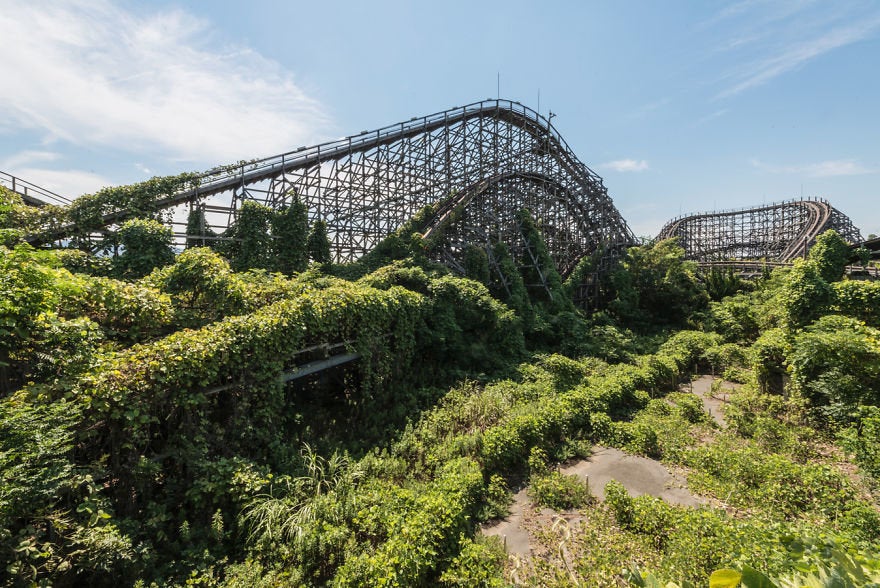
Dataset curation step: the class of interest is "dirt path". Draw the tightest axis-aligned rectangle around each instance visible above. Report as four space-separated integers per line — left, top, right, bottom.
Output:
481 446 702 555
684 374 740 428
481 375 741 556
561 446 701 505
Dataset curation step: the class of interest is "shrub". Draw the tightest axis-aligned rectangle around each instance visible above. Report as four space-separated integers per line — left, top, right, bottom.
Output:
832 280 880 327
438 535 506 587
839 406 880 480
776 259 833 328
604 480 635 528
807 229 851 283
528 470 592 510
788 315 880 417
114 218 175 279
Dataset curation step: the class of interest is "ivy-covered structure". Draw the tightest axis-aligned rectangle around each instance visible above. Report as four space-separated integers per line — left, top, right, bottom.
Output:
23 99 636 306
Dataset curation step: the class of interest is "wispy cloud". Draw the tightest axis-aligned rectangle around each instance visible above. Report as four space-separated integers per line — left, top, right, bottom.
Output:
9 168 112 199
698 0 772 30
0 0 330 166
695 109 729 125
1 150 62 169
751 158 874 177
714 9 880 99
601 159 650 173
627 98 670 120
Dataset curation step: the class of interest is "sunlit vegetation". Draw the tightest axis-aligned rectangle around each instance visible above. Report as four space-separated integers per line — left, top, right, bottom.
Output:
1 183 878 586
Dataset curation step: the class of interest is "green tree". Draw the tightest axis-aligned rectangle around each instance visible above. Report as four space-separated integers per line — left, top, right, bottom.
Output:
703 266 743 301
807 229 850 283
185 204 216 249
225 201 274 271
114 218 175 279
271 195 309 274
462 244 490 285
608 238 708 328
307 219 332 265
854 246 871 268
776 258 832 328
789 315 880 418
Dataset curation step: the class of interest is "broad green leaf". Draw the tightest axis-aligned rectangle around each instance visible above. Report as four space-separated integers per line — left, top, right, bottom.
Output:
709 569 742 588
740 565 775 588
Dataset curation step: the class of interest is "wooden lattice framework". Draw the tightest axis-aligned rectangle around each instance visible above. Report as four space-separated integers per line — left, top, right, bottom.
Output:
171 99 634 280
20 100 636 303
657 198 862 263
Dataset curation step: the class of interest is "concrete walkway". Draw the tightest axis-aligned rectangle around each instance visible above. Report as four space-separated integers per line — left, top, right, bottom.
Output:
481 446 703 555
480 488 533 555
481 375 741 556
561 446 701 506
684 374 739 428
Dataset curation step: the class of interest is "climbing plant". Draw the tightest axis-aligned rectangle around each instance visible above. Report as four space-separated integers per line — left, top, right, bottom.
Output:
271 195 309 274
223 200 274 272
113 218 176 279
185 204 216 249
308 219 332 266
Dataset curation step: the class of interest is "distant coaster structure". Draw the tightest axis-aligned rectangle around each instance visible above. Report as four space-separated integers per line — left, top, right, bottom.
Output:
657 198 863 268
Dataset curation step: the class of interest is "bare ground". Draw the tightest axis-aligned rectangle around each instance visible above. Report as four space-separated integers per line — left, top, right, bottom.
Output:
481 375 743 558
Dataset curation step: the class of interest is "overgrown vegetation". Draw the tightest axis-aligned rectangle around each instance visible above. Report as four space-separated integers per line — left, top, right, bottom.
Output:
1 184 878 587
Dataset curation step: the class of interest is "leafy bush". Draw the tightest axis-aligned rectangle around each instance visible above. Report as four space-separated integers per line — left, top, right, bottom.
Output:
604 480 635 528
335 458 483 587
271 196 309 273
528 470 592 510
832 280 880 327
706 294 760 342
807 229 851 283
775 259 833 328
839 405 880 480
438 535 506 587
146 247 247 327
114 218 176 279
222 200 275 272
750 327 790 394
307 219 332 265
608 238 708 329
788 315 880 417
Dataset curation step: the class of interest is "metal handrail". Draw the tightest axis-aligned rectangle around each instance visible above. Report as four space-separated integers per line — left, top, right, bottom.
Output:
0 170 70 206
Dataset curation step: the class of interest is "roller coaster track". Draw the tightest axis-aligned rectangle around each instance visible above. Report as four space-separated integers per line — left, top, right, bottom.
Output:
657 198 862 264
1 171 71 207
33 99 635 289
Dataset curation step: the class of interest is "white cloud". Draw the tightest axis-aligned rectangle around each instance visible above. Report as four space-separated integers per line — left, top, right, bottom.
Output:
10 168 111 199
695 109 729 125
750 158 874 177
627 98 670 120
0 0 330 165
601 159 650 173
1 150 62 169
717 14 880 99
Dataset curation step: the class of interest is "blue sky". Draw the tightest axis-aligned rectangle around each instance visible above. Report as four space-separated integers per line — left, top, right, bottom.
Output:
2 0 879 237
